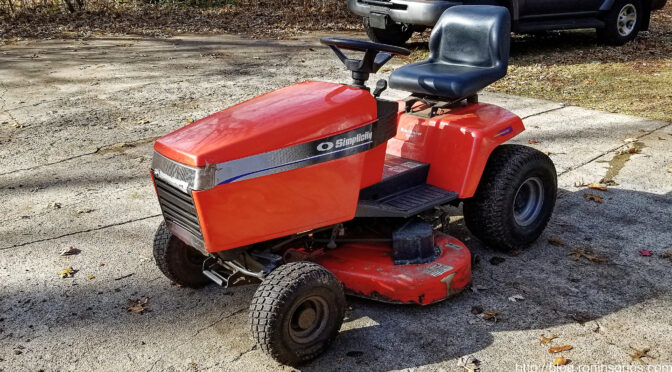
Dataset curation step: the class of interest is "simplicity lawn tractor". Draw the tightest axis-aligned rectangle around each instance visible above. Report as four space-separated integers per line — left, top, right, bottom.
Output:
150 5 557 366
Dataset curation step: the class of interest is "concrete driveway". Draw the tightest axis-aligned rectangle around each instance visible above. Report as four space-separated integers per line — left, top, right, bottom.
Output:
1 34 671 372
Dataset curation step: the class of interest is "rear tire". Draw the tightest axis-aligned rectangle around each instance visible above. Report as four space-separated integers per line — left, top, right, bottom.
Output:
597 0 642 45
463 145 557 252
153 221 210 288
363 17 413 46
249 262 345 366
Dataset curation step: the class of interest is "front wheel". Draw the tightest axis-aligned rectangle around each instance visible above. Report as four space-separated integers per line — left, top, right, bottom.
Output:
249 262 345 366
463 145 557 252
152 221 210 288
363 18 413 46
597 0 643 45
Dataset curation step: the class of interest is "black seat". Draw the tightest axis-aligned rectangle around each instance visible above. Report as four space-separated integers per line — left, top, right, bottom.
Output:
389 5 511 100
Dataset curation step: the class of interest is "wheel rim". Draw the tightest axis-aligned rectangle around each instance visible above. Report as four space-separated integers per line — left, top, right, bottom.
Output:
288 295 329 344
617 4 637 36
513 176 545 227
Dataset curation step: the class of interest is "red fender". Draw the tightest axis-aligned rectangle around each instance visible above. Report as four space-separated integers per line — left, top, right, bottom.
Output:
386 103 525 198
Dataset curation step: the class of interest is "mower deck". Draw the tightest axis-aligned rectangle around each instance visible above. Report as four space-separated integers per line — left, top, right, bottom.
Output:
314 232 471 305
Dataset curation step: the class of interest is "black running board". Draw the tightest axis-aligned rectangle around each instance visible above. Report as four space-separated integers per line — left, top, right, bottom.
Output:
517 18 605 32
356 184 458 218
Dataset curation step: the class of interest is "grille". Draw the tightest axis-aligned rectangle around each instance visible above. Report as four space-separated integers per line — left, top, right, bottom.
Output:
155 177 203 239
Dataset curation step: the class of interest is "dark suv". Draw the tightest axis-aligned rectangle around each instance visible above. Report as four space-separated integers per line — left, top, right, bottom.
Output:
348 0 668 45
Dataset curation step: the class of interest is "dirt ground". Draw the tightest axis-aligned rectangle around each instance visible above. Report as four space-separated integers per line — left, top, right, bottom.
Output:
1 32 671 372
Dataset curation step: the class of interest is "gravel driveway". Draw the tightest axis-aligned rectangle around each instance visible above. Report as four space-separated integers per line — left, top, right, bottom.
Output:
1 33 671 371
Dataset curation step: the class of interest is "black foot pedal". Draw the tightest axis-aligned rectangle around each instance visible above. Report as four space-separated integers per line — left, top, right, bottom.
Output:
356 184 458 218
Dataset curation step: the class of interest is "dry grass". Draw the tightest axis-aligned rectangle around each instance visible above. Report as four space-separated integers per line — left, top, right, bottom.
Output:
406 6 672 122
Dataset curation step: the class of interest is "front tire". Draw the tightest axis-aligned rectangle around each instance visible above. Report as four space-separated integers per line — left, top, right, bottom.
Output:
463 145 557 252
152 221 210 288
249 262 345 366
597 0 643 45
363 17 413 46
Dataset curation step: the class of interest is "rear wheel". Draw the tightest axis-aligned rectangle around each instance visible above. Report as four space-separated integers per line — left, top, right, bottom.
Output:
153 221 210 288
249 262 345 366
597 0 643 45
363 18 413 46
463 145 557 252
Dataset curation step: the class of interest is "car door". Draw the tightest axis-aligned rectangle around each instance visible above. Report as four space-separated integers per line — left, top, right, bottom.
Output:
518 0 579 19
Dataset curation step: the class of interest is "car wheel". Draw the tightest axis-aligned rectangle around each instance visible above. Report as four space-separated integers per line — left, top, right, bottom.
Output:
249 262 345 366
598 0 643 45
463 145 557 252
153 221 210 288
363 18 413 46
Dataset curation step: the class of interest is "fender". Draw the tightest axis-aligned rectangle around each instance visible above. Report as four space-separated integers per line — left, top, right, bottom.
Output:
387 102 525 198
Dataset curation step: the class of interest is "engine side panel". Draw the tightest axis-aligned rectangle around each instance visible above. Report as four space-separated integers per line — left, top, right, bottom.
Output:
192 147 385 252
386 103 524 198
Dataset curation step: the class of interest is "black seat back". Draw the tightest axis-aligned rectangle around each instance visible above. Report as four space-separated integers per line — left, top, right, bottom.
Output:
429 5 510 69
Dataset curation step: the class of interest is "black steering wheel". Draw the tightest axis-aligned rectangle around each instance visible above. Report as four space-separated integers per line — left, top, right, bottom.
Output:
320 37 410 89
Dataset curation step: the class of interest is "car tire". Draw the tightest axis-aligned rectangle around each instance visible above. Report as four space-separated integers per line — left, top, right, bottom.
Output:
153 221 210 288
463 145 557 252
363 18 413 46
249 262 345 366
597 0 643 45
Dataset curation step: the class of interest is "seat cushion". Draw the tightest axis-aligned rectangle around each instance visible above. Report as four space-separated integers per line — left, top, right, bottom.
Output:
389 61 506 99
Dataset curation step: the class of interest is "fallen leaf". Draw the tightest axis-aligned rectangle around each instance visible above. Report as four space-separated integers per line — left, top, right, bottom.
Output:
508 294 525 302
553 356 568 366
185 118 195 124
540 334 558 345
660 250 672 262
569 248 606 263
480 310 500 321
98 263 105 267
584 193 603 203
629 347 652 364
528 139 540 144
667 167 672 173
639 249 653 257
127 298 149 314
548 237 565 246
58 266 76 278
573 179 589 188
588 183 608 191
456 355 480 372
59 247 81 256
136 119 150 125
600 179 618 186
658 136 666 140
87 275 95 280
549 345 572 353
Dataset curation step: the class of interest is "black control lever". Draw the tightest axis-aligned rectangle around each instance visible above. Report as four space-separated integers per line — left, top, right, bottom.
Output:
373 79 387 97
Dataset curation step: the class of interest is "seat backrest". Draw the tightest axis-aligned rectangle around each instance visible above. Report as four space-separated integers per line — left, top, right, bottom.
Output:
429 5 511 69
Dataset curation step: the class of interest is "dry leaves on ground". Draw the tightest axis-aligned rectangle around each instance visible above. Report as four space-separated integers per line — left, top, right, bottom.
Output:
587 183 608 191
553 356 568 366
549 345 573 353
58 266 76 278
480 310 500 321
584 193 603 203
528 139 540 144
127 298 149 314
539 334 558 345
569 248 606 263
59 247 80 256
629 347 653 364
548 237 565 246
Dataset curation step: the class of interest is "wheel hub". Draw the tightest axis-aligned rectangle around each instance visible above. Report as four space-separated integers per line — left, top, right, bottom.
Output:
289 296 329 344
513 176 545 227
617 4 637 37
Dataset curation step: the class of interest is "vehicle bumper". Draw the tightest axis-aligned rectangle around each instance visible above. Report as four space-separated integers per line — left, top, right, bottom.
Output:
348 0 461 26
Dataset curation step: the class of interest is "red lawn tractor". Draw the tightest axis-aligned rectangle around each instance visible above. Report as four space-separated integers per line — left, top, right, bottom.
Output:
150 5 557 366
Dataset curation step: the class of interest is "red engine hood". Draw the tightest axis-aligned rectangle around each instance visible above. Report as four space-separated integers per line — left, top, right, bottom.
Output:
154 81 377 167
